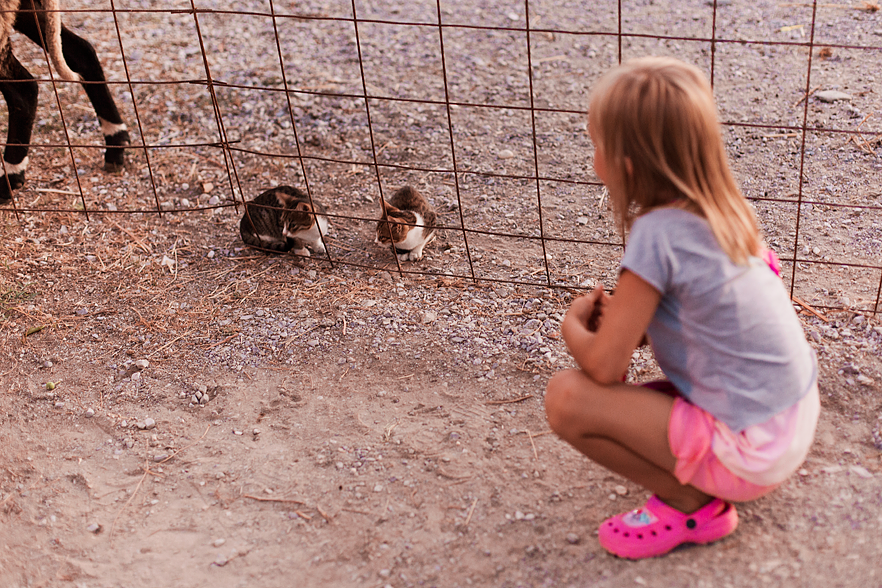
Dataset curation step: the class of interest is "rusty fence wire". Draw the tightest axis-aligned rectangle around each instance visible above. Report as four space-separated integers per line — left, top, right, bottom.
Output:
1 0 881 315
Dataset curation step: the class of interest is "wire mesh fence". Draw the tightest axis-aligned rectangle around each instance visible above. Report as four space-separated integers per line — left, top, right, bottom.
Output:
2 0 881 314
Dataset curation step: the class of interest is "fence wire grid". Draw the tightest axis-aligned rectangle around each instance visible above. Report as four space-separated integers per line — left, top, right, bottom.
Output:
2 0 881 315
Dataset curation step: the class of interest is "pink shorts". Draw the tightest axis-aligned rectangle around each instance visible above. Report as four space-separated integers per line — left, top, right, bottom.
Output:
644 381 780 503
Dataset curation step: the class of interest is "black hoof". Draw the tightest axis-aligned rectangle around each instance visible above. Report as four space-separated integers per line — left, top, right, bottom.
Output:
104 159 125 174
0 173 25 204
104 130 130 173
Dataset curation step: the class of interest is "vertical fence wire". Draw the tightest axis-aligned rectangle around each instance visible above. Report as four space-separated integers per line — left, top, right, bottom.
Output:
435 0 476 282
109 0 163 217
789 0 819 300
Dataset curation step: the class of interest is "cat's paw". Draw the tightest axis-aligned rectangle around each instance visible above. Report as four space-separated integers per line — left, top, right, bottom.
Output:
398 250 423 262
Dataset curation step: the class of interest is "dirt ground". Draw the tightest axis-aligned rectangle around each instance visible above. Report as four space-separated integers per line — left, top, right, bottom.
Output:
2 0 882 587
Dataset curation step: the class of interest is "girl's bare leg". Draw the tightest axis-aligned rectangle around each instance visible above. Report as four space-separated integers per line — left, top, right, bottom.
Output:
545 368 712 513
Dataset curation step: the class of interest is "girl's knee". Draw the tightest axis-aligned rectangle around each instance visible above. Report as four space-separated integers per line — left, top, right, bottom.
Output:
545 370 582 432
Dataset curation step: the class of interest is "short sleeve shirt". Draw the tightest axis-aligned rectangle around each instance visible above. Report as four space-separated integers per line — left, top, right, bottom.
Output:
620 208 817 432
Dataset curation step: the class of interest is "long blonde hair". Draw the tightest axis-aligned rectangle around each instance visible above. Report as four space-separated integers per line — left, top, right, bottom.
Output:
589 56 760 264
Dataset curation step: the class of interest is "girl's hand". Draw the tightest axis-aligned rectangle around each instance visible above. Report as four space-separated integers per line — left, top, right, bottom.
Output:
567 286 609 331
561 271 661 384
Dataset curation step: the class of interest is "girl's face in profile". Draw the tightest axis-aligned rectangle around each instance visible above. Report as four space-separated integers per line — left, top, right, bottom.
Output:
587 118 610 186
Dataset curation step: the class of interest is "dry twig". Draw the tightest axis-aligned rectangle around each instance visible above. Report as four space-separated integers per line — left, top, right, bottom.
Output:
485 394 533 405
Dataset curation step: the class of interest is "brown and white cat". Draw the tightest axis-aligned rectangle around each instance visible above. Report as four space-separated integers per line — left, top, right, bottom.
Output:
240 186 329 256
375 186 437 261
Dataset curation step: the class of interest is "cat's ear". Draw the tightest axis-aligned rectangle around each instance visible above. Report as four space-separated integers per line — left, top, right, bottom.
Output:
294 201 312 212
276 190 299 207
381 201 400 217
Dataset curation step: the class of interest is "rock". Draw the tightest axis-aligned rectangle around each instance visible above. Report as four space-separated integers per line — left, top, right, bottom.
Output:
137 417 156 430
213 538 226 547
85 408 95 418
815 90 851 103
566 533 581 544
42 360 53 368
207 195 221 206
134 359 149 370
856 374 875 386
86 523 102 533
614 485 628 496
497 149 515 159
849 465 873 479
421 311 437 324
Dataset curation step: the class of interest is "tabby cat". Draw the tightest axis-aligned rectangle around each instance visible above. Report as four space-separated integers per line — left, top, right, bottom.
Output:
239 186 329 256
375 186 437 261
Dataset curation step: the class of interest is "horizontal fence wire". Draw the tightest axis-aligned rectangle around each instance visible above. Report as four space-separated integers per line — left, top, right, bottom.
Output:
1 0 880 314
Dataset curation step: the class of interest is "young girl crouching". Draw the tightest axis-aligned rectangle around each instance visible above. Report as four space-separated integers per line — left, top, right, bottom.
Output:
545 56 819 560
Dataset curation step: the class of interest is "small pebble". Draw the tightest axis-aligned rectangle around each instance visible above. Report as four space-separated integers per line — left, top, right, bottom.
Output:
497 149 515 159
85 408 95 418
137 418 156 430
42 360 53 368
815 90 851 103
134 359 149 370
614 485 628 496
86 523 102 534
566 533 581 544
849 465 873 479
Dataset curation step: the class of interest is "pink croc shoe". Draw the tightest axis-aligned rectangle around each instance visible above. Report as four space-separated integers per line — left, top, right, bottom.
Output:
598 496 738 559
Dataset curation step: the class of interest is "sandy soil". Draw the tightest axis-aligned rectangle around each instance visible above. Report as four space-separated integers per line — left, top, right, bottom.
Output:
1 1 881 587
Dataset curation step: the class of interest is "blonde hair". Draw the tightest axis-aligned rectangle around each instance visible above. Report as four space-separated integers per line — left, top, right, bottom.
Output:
589 56 760 264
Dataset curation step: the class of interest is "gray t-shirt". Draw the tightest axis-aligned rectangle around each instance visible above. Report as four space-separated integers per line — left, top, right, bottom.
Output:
620 208 817 432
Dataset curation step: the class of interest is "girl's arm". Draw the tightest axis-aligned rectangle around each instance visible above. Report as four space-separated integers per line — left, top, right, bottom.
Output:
560 270 661 385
